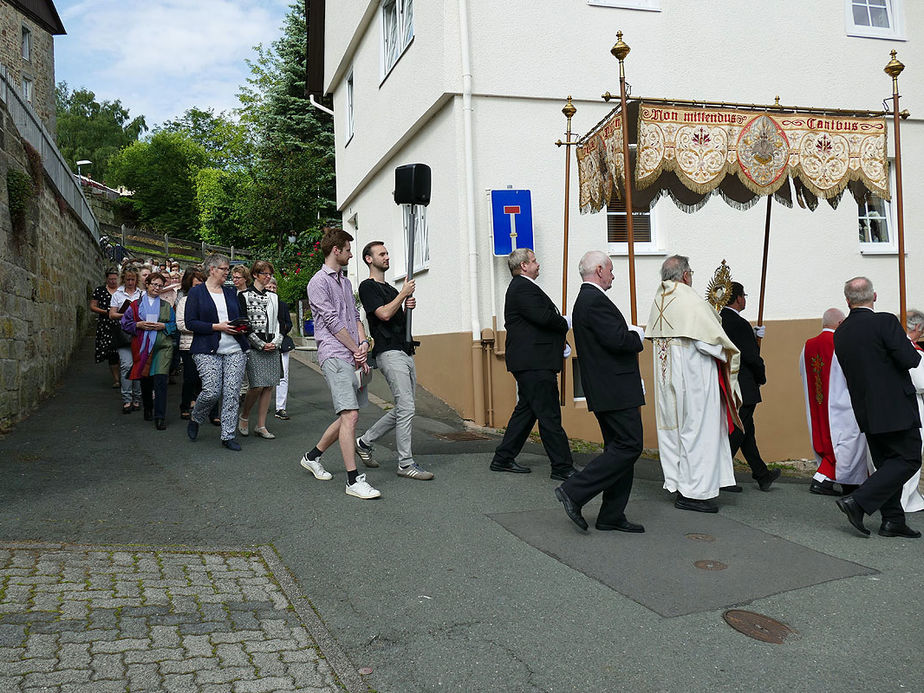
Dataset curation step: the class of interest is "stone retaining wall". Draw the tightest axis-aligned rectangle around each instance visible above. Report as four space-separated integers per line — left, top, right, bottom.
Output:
0 101 104 431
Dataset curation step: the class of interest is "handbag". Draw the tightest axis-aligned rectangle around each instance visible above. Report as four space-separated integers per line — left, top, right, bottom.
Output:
114 326 133 348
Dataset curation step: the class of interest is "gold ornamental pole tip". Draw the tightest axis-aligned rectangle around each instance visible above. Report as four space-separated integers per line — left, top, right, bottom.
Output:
611 31 630 61
562 95 576 119
884 49 905 78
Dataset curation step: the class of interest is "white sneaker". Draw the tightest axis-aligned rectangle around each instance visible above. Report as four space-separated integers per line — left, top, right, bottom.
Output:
345 473 381 499
354 437 379 467
300 454 332 480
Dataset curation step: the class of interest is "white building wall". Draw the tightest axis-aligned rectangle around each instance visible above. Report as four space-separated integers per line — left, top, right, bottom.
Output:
326 0 923 333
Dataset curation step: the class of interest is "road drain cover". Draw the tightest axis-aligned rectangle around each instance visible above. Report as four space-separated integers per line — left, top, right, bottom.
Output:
723 610 796 644
686 533 715 542
693 559 727 571
433 431 491 441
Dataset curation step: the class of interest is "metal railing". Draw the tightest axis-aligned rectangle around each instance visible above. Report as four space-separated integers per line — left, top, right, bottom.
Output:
0 67 100 240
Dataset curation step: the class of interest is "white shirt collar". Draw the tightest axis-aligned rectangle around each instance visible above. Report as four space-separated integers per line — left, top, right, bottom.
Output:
822 328 836 333
581 280 608 295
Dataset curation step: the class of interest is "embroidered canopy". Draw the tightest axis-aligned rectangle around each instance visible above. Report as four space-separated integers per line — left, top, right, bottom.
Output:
577 99 890 214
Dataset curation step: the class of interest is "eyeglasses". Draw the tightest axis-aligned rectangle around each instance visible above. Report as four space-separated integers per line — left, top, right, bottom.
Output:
215 266 230 273
149 283 164 289
257 271 272 277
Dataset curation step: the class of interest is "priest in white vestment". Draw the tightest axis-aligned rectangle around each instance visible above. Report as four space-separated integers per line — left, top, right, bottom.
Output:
646 255 741 513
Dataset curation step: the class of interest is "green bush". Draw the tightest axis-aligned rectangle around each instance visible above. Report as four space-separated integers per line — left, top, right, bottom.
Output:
7 168 35 233
255 227 327 309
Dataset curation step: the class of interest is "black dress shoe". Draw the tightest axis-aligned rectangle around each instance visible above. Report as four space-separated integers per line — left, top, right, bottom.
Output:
836 496 870 536
550 467 577 481
674 495 719 513
758 468 782 492
554 487 587 531
596 518 645 533
490 460 531 474
155 419 166 430
143 408 154 422
879 521 922 538
810 479 843 496
720 485 743 493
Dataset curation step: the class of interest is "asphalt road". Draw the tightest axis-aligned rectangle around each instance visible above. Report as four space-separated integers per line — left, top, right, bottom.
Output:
1 339 922 692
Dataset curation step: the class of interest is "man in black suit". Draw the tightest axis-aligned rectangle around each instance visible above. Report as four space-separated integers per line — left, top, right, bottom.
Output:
490 248 577 480
834 276 922 538
720 282 780 492
554 251 645 532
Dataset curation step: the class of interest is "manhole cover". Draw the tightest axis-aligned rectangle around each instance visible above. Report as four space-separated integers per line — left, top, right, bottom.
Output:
723 610 796 644
685 533 715 542
433 431 491 441
693 559 727 571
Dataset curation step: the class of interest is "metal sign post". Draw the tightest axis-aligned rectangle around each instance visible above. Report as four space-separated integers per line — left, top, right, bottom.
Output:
405 204 417 343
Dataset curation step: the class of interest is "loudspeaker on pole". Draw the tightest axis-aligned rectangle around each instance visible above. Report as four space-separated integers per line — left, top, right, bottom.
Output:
394 163 431 206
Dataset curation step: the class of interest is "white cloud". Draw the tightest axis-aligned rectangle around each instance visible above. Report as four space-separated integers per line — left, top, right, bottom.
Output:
55 0 292 125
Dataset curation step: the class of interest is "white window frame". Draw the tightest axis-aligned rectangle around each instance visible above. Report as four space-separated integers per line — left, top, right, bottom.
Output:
587 0 661 10
21 76 33 103
345 69 354 144
606 198 661 256
21 25 31 61
845 0 905 40
394 204 429 279
380 0 414 81
859 160 898 254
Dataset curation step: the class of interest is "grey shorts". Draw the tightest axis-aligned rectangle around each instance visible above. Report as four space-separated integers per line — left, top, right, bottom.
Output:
321 357 369 414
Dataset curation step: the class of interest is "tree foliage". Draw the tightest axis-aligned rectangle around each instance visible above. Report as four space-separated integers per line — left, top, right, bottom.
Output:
55 82 147 185
108 131 208 238
158 107 253 171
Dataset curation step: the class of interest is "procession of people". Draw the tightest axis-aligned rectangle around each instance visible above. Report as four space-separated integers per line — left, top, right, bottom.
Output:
90 234 923 538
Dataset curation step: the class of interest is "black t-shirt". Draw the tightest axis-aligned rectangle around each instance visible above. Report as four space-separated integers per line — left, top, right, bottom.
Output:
358 278 413 356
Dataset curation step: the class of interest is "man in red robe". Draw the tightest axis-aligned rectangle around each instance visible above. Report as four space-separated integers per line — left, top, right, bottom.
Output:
800 307 869 496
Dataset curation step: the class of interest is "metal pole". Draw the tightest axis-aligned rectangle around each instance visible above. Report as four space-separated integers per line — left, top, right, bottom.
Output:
405 204 416 343
756 195 772 346
555 97 579 405
612 31 638 323
885 50 907 325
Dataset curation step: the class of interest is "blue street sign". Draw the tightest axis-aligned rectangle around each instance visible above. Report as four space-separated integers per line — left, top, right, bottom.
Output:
491 189 533 256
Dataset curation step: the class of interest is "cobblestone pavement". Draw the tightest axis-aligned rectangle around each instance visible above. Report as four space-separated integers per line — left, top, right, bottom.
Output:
0 543 357 692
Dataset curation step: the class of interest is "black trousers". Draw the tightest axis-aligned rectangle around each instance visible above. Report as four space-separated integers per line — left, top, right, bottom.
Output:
492 369 573 473
180 351 202 412
561 407 642 525
728 403 770 480
854 428 921 523
140 374 168 420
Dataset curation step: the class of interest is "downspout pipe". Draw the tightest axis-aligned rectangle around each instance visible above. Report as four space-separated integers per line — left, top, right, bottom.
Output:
458 0 485 424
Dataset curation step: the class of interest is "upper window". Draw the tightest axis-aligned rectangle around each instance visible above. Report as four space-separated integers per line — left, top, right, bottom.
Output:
846 0 905 39
381 0 413 79
606 196 657 255
21 25 31 61
346 70 354 143
859 160 897 253
587 0 660 10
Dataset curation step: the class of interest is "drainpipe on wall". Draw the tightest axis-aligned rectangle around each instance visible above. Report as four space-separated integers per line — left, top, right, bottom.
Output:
458 0 485 425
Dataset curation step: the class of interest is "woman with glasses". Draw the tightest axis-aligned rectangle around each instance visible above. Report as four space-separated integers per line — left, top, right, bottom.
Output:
120 272 177 430
237 261 283 439
184 253 250 450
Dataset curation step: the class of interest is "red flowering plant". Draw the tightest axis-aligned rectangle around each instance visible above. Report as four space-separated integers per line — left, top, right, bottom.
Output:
259 227 327 312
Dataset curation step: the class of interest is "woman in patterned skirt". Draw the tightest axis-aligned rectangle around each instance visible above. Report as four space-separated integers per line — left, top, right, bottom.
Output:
90 267 121 388
237 260 283 440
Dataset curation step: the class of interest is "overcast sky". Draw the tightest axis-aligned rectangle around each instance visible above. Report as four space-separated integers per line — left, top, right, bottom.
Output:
54 0 293 128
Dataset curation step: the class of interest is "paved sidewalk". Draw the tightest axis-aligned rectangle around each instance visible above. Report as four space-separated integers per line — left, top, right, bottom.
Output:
0 543 354 692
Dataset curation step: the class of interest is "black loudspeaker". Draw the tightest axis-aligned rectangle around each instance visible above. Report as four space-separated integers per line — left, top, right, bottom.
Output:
394 163 431 206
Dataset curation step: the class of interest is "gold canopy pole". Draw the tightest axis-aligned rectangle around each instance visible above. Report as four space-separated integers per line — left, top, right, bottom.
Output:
555 96 579 405
612 31 638 323
885 50 907 326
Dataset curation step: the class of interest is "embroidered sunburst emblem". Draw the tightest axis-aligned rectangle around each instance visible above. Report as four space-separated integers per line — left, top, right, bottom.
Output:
652 295 676 332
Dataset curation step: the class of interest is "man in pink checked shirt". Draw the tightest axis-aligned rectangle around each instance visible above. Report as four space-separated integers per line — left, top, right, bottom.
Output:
300 227 381 500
